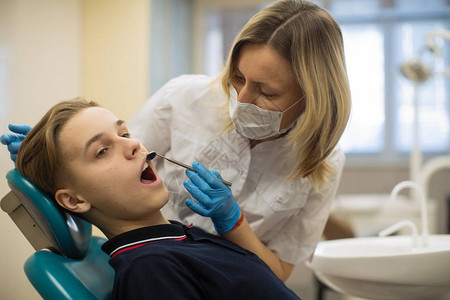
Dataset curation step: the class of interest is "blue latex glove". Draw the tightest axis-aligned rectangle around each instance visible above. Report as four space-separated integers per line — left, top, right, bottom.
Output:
183 161 241 234
0 124 32 162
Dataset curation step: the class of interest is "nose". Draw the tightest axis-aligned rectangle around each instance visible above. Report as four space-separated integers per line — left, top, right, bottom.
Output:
125 138 141 160
235 84 256 104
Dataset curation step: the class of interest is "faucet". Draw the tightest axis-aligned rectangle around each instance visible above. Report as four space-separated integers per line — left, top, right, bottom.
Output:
390 180 428 247
379 220 419 247
420 155 450 201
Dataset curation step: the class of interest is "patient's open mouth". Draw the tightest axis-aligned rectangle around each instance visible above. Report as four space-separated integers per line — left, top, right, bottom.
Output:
141 162 157 183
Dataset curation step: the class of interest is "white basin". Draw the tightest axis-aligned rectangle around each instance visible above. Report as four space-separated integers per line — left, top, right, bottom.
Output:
309 235 450 300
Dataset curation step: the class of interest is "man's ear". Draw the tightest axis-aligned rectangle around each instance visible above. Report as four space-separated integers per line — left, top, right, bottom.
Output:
55 189 91 213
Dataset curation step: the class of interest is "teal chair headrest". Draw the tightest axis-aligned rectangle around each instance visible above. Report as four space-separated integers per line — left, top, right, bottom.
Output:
6 169 92 258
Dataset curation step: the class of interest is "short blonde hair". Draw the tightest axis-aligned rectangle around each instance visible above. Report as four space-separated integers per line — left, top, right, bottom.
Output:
16 98 99 198
220 0 351 189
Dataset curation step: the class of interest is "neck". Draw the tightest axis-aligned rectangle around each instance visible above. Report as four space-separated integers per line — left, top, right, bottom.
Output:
96 211 170 239
250 139 263 148
249 134 281 148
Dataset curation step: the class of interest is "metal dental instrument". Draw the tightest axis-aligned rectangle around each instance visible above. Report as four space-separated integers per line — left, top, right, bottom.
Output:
146 151 232 187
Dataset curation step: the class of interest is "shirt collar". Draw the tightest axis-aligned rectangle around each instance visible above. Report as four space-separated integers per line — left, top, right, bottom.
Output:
101 221 188 257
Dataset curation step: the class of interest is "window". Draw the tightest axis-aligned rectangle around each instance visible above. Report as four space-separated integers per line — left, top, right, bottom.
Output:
150 0 193 93
328 0 450 164
340 23 385 154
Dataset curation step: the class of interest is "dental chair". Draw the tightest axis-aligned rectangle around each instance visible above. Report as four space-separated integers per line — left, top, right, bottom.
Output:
1 169 115 300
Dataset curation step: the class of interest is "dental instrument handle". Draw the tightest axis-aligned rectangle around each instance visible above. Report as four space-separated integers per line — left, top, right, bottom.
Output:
147 152 232 186
156 153 195 171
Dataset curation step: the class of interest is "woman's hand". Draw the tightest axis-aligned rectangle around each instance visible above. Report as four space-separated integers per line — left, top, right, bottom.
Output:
184 161 294 280
183 161 241 234
1 124 32 162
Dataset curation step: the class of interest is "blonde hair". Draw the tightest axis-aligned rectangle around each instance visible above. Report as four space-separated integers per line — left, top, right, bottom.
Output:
16 98 99 198
220 0 351 189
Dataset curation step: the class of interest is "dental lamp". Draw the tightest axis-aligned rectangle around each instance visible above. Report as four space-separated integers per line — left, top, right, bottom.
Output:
401 29 450 83
400 29 450 194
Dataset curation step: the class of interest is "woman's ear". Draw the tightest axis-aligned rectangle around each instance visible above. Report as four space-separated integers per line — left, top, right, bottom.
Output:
55 189 91 213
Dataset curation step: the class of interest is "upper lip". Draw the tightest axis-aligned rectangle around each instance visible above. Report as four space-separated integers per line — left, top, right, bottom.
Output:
140 153 159 182
140 155 148 176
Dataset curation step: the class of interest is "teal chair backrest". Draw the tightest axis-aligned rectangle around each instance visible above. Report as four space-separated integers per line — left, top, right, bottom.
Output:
5 169 91 257
1 169 114 300
24 236 114 300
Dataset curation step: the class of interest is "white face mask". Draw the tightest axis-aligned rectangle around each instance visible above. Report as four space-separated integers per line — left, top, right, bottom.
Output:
228 87 304 140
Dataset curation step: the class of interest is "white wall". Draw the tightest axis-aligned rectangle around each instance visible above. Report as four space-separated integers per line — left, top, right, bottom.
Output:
0 0 82 299
0 0 150 298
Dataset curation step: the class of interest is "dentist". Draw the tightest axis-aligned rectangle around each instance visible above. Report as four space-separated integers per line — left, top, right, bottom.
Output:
1 0 351 281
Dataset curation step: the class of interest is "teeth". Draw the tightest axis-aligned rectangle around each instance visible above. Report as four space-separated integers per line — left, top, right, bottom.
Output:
142 162 148 172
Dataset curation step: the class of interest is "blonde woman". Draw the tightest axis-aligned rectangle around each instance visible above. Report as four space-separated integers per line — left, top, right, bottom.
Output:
2 0 351 281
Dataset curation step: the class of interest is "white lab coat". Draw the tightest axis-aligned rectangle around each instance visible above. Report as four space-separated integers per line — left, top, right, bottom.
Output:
128 74 345 264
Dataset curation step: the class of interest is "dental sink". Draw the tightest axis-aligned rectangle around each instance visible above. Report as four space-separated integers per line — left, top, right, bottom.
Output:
309 180 450 299
310 234 450 300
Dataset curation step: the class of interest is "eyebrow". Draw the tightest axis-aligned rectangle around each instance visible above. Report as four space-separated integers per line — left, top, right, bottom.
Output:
84 119 125 152
234 67 280 94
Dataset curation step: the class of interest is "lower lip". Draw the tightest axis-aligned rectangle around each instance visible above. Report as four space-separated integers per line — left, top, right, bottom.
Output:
140 175 163 187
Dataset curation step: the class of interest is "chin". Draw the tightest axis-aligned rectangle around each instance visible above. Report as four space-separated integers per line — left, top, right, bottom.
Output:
152 187 170 209
161 190 170 206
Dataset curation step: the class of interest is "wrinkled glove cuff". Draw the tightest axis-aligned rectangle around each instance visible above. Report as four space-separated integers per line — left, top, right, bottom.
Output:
212 202 241 235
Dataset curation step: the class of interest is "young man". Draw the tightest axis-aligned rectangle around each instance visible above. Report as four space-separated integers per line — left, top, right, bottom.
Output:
9 98 300 300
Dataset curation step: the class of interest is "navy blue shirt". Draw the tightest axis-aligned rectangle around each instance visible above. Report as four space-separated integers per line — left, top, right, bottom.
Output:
102 221 301 300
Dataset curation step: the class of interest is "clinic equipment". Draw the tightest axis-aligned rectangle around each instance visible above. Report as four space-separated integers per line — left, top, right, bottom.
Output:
309 180 450 299
401 29 450 83
400 29 450 187
146 151 232 186
1 169 114 300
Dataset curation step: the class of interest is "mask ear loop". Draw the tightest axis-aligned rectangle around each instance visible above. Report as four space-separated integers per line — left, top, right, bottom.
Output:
277 96 306 134
281 95 305 113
